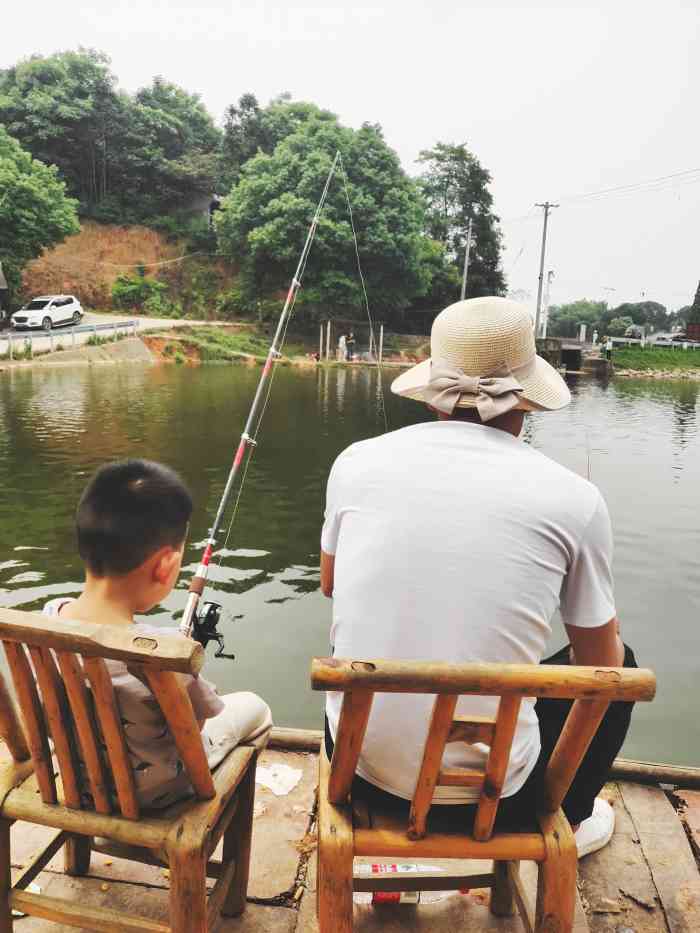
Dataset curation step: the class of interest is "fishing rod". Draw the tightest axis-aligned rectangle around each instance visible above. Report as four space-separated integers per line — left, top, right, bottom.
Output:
181 151 341 655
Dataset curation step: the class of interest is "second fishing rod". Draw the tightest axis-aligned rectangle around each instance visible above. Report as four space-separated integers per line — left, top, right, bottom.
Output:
180 151 341 653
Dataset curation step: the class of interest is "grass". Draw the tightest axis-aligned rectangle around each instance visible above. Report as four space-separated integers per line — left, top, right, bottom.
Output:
162 326 307 363
613 347 700 371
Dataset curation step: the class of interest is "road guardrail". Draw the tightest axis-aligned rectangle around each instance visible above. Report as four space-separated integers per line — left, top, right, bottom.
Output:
0 319 139 360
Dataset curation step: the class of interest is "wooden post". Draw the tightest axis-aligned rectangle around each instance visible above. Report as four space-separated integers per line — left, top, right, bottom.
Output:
221 758 256 916
327 689 374 804
49 331 54 353
319 323 324 360
71 327 76 348
325 321 331 360
318 745 354 933
8 335 12 362
379 324 384 363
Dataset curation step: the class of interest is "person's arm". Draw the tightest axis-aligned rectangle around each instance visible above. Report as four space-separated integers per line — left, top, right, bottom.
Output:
320 550 335 598
565 617 625 667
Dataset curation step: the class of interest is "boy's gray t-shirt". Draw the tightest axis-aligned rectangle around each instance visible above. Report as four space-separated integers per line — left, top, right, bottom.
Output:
43 599 224 809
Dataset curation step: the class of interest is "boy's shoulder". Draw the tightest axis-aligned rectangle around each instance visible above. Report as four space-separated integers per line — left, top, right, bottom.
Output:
42 597 75 618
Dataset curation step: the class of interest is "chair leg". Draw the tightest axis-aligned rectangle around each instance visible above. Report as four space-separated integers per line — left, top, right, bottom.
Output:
490 859 515 916
0 819 11 933
169 848 208 933
536 809 577 933
64 834 91 876
317 748 354 933
221 759 256 917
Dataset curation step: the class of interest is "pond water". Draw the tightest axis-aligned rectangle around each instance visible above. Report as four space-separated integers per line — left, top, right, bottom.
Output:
0 363 698 767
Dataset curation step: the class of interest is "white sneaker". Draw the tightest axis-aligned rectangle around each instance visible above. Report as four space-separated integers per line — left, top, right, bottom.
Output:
575 797 615 858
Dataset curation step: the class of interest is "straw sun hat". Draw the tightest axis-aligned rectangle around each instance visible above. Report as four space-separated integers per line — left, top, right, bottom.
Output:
391 296 570 420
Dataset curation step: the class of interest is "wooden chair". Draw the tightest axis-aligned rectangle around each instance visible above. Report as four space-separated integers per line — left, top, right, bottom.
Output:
0 607 260 933
311 656 656 933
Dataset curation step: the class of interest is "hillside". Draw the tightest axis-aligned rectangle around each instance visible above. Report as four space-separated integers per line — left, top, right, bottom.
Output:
22 221 237 315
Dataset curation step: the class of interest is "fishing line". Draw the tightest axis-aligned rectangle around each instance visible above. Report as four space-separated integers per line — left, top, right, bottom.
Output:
185 149 393 644
337 152 390 433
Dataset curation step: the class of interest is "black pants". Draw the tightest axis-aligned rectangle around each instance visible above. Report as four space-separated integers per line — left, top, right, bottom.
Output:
325 643 637 830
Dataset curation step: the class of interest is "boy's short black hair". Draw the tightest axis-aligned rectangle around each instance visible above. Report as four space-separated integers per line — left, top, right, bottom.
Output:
76 460 193 577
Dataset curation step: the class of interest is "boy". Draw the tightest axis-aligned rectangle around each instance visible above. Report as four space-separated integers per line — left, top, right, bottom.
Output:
44 459 272 809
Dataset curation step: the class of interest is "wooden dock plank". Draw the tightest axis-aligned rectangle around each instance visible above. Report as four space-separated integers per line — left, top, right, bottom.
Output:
620 781 700 933
578 783 667 932
676 790 700 861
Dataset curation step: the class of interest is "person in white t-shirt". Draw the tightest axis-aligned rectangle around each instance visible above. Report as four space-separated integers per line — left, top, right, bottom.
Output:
320 296 637 858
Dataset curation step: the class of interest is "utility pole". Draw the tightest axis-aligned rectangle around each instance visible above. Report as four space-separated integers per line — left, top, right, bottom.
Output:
542 269 554 338
534 202 558 338
460 216 474 301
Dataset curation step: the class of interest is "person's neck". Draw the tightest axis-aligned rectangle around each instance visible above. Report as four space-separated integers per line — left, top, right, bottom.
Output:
65 575 137 626
436 409 525 437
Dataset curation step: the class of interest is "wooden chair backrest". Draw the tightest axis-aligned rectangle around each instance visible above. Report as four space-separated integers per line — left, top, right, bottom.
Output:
311 657 656 842
0 608 216 819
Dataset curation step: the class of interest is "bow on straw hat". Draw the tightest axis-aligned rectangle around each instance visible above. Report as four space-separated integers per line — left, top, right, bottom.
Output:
425 362 525 419
391 296 571 421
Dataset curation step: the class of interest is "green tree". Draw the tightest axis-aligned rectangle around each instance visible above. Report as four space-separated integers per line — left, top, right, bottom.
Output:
0 52 221 221
547 299 608 338
417 142 505 298
687 281 700 326
607 315 634 336
0 127 79 300
216 117 429 324
611 301 668 332
218 94 336 191
0 49 120 208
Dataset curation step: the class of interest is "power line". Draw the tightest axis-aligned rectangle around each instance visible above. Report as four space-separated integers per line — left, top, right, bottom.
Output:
559 167 700 203
501 166 700 224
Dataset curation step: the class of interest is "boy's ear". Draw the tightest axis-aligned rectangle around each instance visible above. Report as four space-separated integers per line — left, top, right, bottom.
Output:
151 546 181 584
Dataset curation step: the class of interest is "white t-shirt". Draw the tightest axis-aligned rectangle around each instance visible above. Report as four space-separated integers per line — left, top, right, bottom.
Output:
321 420 616 803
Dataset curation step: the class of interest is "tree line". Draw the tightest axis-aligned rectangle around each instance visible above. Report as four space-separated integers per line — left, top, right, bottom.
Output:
546 297 696 339
0 49 504 322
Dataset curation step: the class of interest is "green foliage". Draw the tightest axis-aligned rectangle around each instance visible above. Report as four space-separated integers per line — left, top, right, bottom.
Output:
613 347 700 371
610 301 668 332
216 117 429 325
548 299 671 338
687 281 700 326
111 273 166 310
417 142 505 298
607 315 634 336
0 52 221 221
218 93 335 190
547 300 607 337
0 126 79 299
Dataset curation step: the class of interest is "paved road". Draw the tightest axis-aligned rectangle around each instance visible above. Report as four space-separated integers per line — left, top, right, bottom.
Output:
0 312 218 357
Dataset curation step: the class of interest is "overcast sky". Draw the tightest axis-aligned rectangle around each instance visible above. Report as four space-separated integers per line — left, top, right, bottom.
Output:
5 0 699 313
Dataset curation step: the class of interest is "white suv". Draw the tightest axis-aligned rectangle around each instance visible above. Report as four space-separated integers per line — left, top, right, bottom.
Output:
11 295 84 330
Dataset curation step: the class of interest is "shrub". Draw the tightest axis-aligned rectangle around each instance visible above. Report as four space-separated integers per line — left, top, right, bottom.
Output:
143 293 184 318
111 273 167 310
174 351 186 365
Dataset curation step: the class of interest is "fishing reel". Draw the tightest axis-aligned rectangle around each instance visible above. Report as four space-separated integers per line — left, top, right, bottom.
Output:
191 601 237 660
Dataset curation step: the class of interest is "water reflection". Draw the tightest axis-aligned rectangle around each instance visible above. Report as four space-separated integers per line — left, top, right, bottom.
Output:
1 364 699 763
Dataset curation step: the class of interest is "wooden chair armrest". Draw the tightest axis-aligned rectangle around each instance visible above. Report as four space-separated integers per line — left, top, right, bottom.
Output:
0 759 34 810
311 657 656 701
0 608 204 674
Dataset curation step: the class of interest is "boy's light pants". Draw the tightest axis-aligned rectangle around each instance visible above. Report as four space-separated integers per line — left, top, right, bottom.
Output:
205 692 273 770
